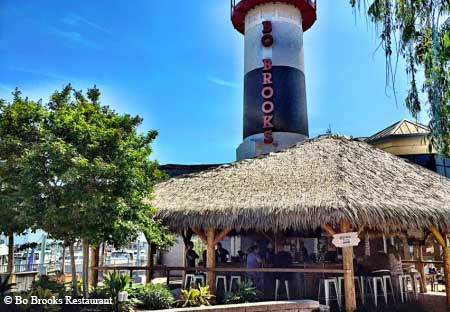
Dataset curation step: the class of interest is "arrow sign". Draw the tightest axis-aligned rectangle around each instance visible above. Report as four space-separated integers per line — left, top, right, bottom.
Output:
332 232 360 248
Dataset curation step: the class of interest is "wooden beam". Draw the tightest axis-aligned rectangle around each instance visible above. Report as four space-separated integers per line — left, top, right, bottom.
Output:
214 228 231 245
260 232 275 244
340 220 357 312
430 226 446 248
417 245 427 293
322 224 336 236
191 227 207 244
206 227 216 293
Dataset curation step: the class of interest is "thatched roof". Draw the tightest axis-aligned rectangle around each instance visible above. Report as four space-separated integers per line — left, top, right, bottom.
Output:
153 135 450 232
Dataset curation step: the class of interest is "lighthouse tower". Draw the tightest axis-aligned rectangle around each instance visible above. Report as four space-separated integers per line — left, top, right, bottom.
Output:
232 0 317 160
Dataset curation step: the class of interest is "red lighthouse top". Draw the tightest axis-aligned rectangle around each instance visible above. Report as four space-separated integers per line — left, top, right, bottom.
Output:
231 0 317 34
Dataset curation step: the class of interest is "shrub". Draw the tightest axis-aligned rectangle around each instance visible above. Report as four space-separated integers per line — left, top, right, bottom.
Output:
20 287 61 312
224 280 262 304
176 285 214 308
103 272 130 311
32 275 68 298
130 283 174 310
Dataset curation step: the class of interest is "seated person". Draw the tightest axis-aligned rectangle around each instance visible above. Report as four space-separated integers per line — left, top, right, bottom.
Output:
264 243 276 267
216 242 230 264
185 241 199 273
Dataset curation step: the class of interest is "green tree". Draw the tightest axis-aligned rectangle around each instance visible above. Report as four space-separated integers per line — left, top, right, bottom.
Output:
0 89 46 273
21 85 168 296
351 0 450 155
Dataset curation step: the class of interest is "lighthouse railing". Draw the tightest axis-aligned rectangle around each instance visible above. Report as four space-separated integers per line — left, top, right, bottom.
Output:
231 0 317 18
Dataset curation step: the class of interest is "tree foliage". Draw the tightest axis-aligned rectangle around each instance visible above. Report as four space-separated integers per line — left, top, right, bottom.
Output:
21 84 168 247
351 0 450 155
0 89 46 238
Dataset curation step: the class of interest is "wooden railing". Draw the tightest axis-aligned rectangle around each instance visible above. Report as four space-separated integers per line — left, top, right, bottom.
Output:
94 265 349 286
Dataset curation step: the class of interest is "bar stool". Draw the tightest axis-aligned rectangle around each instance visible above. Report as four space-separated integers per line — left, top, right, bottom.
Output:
184 274 196 289
229 275 241 292
275 279 290 300
382 275 396 303
367 276 387 306
216 275 227 293
399 274 414 303
412 272 422 299
318 278 341 308
194 275 205 287
337 276 364 304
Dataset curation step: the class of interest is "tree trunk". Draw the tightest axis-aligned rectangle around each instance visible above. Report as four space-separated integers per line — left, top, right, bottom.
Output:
61 241 66 275
206 228 216 293
69 242 79 297
82 239 90 298
101 242 106 266
341 220 357 312
7 233 14 273
90 245 99 288
418 245 427 293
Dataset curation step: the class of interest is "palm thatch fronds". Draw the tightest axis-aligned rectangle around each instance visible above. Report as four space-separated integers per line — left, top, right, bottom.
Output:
153 135 450 232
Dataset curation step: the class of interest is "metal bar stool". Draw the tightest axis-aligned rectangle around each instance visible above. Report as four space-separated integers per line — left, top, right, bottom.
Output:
338 276 365 304
216 275 227 293
367 276 387 307
275 279 290 300
399 274 414 303
411 272 422 299
382 275 396 303
318 278 341 308
229 275 241 292
194 275 205 287
184 273 196 289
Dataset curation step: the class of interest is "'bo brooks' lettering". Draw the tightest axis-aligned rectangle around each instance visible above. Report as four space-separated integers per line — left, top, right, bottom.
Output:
261 21 274 144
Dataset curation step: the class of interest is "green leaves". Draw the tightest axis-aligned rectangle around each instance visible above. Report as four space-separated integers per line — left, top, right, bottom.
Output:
352 0 450 156
176 286 215 307
1 84 170 249
0 88 46 235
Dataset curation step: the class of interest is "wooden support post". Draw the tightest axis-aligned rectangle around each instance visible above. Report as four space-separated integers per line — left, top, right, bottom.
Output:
214 228 231 245
340 220 357 312
443 247 450 311
181 229 193 284
322 224 336 236
146 243 155 283
206 227 216 293
430 226 450 311
418 245 427 293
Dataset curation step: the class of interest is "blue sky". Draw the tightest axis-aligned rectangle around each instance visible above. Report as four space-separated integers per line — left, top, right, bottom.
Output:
0 1 428 165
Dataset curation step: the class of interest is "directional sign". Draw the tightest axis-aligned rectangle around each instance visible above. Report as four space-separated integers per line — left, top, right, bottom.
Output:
332 232 360 248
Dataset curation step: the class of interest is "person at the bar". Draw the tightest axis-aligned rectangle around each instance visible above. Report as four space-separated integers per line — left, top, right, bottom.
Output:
215 242 230 264
185 241 199 273
247 245 263 288
274 245 293 282
296 239 309 262
263 243 275 268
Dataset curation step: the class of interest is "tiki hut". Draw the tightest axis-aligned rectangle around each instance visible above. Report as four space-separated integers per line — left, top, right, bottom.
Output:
153 135 450 311
154 135 450 232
